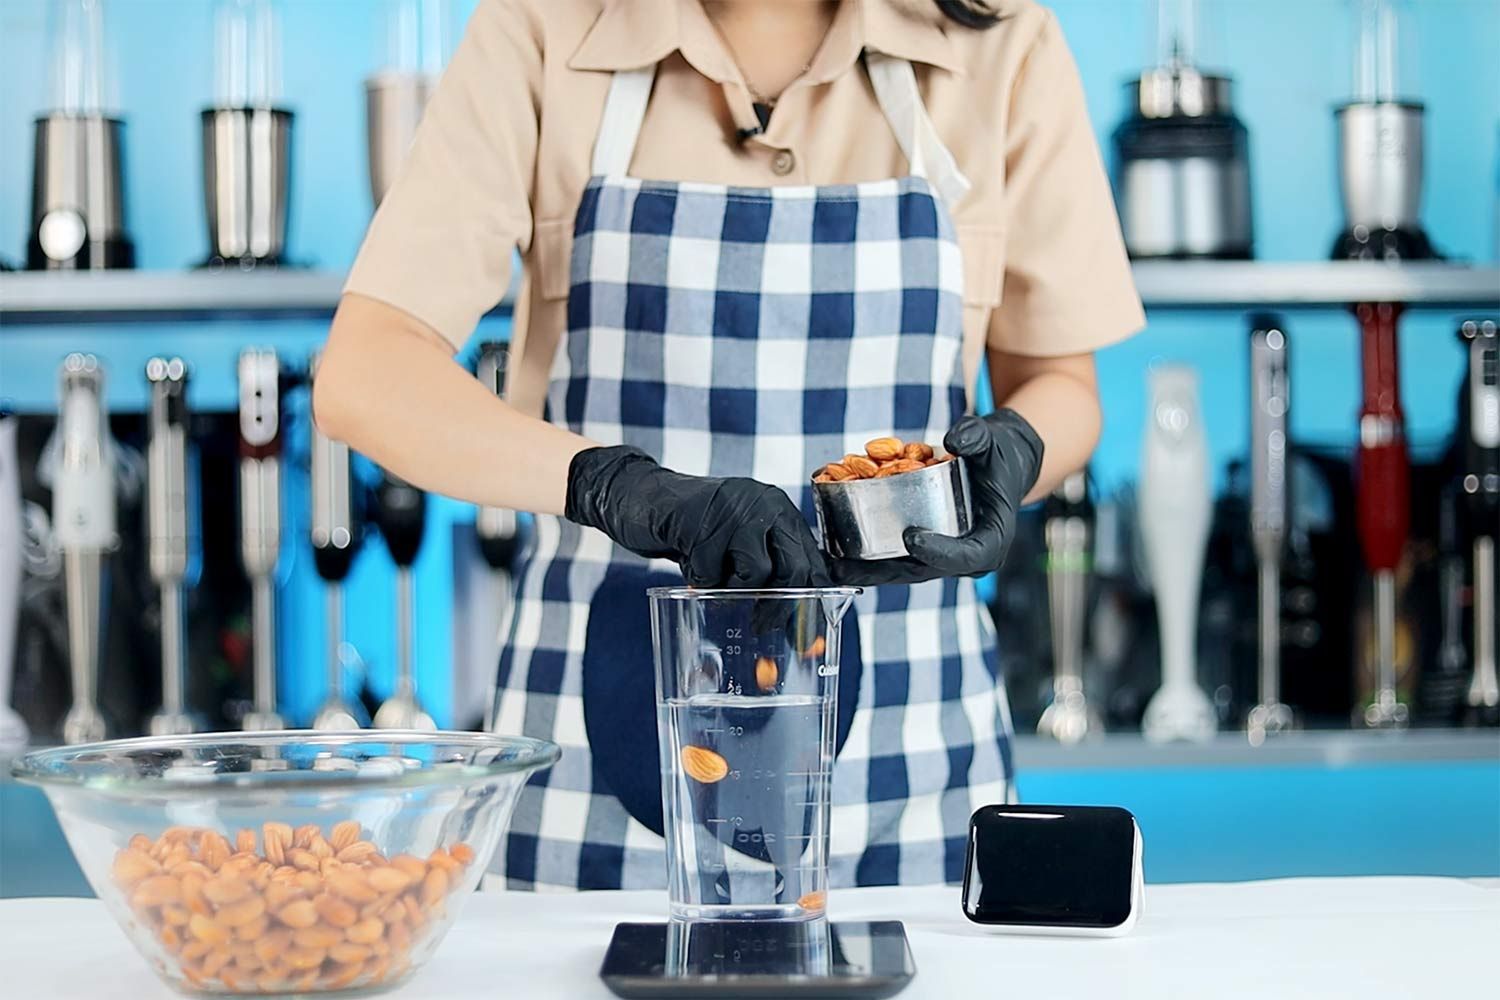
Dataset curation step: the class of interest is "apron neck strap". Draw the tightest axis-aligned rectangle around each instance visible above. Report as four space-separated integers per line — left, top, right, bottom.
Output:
865 52 971 207
591 66 656 178
590 55 972 207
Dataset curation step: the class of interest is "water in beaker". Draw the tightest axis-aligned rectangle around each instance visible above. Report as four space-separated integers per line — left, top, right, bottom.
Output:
650 587 858 921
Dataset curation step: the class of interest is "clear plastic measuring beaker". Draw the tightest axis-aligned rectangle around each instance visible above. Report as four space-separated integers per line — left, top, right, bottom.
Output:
650 587 859 921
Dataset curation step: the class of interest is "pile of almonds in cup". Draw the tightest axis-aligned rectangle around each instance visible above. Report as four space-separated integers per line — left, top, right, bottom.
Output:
110 821 476 994
813 437 951 483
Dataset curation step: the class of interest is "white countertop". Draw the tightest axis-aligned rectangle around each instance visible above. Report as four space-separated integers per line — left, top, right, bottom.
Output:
2 878 1495 999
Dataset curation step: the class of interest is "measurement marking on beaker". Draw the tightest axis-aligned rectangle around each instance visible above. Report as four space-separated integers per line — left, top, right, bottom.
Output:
783 770 823 777
705 818 731 825
704 728 724 735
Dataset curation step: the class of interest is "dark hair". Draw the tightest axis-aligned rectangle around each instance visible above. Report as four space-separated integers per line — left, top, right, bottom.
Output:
935 0 1002 29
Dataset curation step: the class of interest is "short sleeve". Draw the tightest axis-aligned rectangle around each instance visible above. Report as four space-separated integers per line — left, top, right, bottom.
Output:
989 12 1144 357
343 0 542 351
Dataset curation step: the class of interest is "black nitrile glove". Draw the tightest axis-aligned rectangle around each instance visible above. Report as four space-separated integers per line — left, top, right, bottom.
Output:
831 409 1044 586
566 446 830 589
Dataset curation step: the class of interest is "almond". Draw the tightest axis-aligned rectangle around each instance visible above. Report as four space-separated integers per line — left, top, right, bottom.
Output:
327 866 379 903
275 898 319 930
308 836 334 860
234 828 257 855
128 833 153 853
216 895 266 928
324 961 366 989
427 848 461 873
449 843 475 866
188 913 231 947
197 832 231 871
314 892 358 928
680 745 730 784
131 874 182 908
337 840 378 864
797 890 827 911
366 867 413 894
180 872 210 915
865 437 903 462
203 874 251 906
262 822 290 867
292 824 320 849
330 820 361 852
329 942 371 964
293 923 343 949
755 657 778 692
843 454 879 478
903 441 935 462
389 855 427 882
288 848 319 871
201 948 231 978
253 929 291 966
420 867 450 908
180 939 212 962
234 914 270 941
160 904 190 926
284 946 326 971
803 635 827 659
111 848 160 887
819 462 856 482
346 917 384 945
264 881 305 910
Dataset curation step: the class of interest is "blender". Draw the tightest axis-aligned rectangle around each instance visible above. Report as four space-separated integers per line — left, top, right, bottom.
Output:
1247 317 1296 742
54 354 114 744
1459 320 1498 716
28 0 134 270
372 471 435 730
1140 365 1216 743
649 587 858 921
366 0 453 208
201 0 293 269
0 408 28 752
309 352 367 730
1037 471 1100 743
238 348 285 731
145 358 199 736
474 342 524 570
1113 0 1253 259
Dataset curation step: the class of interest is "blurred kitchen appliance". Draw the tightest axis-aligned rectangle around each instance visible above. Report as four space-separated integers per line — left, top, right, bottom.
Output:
237 348 285 730
1460 320 1499 715
372 471 434 729
54 354 114 744
0 408 28 752
1334 0 1430 728
308 352 366 730
201 0 293 269
474 342 523 570
1247 316 1295 742
1113 0 1252 259
27 0 133 270
1037 472 1099 743
145 359 198 735
1332 0 1432 261
365 0 452 207
1140 365 1216 742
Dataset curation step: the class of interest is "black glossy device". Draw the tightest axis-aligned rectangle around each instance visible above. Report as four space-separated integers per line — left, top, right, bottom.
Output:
961 804 1143 935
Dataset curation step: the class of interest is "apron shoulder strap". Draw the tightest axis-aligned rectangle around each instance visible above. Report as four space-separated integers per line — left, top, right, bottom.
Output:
592 66 657 178
865 52 972 208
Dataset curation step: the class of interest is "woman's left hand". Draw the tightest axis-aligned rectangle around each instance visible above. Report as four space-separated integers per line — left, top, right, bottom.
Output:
830 409 1044 586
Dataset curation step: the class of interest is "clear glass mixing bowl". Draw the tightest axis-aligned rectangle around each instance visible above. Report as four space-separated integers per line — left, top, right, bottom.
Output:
13 730 559 996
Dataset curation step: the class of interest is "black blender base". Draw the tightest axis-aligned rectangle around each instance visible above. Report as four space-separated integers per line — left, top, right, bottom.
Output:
600 920 915 999
27 235 134 270
198 254 303 272
1331 226 1438 262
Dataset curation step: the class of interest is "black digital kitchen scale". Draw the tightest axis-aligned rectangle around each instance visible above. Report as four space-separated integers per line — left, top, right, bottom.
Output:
599 920 915 998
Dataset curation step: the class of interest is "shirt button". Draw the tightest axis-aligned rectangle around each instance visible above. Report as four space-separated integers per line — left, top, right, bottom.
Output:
771 149 796 176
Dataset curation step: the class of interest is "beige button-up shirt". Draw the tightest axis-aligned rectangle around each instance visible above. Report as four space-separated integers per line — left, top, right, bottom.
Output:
345 0 1145 418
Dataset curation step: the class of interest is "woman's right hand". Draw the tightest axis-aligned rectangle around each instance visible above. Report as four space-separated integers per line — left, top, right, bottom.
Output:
566 446 829 589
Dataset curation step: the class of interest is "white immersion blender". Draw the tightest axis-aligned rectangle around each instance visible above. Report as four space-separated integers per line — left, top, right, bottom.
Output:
55 354 114 744
372 471 434 729
1140 365 1217 743
28 0 134 270
145 359 199 735
238 348 285 730
1460 320 1499 716
0 407 29 752
1247 317 1296 743
309 352 366 730
365 0 452 208
1038 471 1100 742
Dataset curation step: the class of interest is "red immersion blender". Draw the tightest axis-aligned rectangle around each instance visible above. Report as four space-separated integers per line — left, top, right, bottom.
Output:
1333 0 1431 728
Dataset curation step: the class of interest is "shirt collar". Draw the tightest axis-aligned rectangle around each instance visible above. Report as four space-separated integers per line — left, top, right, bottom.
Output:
569 0 966 79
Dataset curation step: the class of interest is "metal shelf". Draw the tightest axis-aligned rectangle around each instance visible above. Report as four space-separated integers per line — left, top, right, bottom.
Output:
1012 729 1500 771
0 268 516 324
1131 260 1500 309
1 262 1495 324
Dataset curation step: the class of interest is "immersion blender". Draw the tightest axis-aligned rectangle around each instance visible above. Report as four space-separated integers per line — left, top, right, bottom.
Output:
1037 471 1099 742
145 358 198 735
55 354 114 744
1460 320 1499 715
1247 316 1296 741
0 408 29 751
1140 365 1217 743
309 352 366 730
372 471 435 730
238 348 285 730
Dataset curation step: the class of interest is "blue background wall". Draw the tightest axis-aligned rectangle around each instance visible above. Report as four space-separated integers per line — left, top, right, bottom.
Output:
1 0 1498 725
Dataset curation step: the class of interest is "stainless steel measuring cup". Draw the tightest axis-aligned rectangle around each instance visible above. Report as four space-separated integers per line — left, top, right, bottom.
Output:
649 587 860 921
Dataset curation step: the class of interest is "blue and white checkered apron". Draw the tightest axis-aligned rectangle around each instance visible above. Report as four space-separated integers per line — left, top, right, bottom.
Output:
489 55 1014 892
